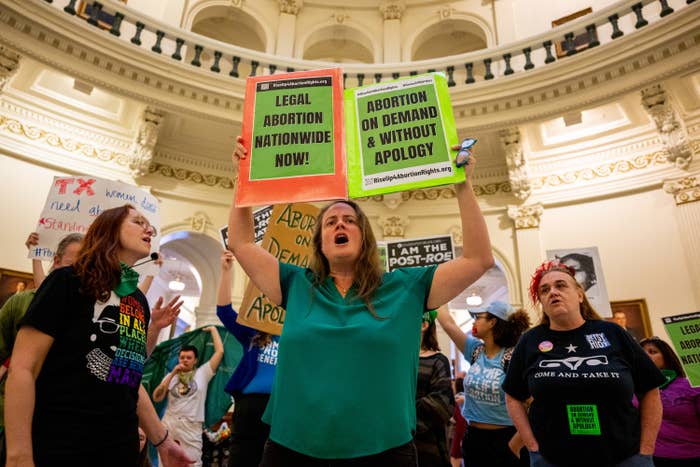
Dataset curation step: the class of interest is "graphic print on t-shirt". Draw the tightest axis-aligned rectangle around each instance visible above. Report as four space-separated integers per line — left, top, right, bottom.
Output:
170 377 199 398
465 360 502 405
258 340 279 365
86 292 147 388
531 331 624 436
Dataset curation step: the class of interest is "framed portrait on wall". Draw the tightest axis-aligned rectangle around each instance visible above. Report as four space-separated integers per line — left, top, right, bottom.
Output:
0 269 35 309
608 299 652 342
546 246 612 317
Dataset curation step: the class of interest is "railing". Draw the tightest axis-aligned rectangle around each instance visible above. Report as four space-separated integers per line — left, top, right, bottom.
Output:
42 0 696 88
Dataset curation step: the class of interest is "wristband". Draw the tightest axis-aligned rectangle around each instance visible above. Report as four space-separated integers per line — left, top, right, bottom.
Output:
153 429 169 447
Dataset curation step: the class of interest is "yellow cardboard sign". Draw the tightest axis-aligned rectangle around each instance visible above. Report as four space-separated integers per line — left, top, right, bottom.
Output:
237 202 320 334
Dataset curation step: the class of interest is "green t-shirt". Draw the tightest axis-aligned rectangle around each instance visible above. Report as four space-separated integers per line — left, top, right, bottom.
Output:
263 262 437 458
0 289 36 428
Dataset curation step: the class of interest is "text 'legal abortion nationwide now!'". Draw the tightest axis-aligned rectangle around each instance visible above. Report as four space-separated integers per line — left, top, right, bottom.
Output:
236 68 347 207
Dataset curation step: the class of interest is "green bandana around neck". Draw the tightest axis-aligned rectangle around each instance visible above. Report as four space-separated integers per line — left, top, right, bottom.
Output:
659 369 677 389
422 309 437 324
114 262 139 297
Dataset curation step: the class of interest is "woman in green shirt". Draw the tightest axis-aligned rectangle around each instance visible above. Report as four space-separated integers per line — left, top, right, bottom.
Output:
228 135 493 466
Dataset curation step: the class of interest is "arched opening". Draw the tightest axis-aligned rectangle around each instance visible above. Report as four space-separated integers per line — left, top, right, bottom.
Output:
446 256 510 374
184 4 268 74
411 19 487 61
301 25 375 63
189 5 266 51
147 230 223 344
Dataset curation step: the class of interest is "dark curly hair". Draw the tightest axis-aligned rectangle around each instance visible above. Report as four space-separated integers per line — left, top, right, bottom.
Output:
491 308 531 348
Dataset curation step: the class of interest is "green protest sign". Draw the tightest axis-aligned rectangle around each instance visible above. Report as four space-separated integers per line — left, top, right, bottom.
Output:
250 80 335 180
661 311 700 387
345 73 462 198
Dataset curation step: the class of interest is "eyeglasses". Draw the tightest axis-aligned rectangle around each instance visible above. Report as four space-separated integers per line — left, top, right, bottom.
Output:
131 217 158 236
473 314 490 321
93 317 119 334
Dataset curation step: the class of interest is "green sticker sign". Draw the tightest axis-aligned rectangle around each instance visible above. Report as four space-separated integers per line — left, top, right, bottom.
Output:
566 404 601 435
662 311 700 387
345 73 462 198
250 77 336 180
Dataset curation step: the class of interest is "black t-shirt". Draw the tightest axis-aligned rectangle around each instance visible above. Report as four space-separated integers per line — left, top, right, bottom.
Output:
502 320 664 466
20 266 150 463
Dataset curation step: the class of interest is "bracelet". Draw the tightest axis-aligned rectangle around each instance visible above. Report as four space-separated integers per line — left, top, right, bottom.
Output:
153 429 169 447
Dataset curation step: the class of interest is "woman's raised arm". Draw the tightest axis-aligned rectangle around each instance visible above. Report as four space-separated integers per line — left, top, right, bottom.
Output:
427 144 494 309
228 136 282 304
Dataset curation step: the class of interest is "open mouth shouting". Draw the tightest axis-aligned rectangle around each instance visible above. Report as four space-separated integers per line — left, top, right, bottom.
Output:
334 233 349 245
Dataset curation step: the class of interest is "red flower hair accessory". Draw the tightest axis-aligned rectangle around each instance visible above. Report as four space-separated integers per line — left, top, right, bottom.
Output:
529 260 576 305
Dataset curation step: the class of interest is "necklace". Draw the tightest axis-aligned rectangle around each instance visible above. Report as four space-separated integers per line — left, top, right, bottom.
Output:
331 275 351 295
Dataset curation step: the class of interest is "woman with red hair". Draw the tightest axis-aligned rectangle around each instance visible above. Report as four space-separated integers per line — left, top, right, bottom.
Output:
503 261 664 467
5 204 193 466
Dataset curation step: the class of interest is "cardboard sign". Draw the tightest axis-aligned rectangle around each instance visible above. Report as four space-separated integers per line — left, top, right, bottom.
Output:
345 73 462 198
662 311 700 387
546 246 612 317
385 234 455 272
236 68 347 206
219 205 273 249
30 176 159 261
237 203 320 335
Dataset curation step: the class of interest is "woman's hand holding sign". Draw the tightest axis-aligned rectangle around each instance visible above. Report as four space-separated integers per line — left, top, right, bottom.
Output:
452 138 477 181
232 135 247 174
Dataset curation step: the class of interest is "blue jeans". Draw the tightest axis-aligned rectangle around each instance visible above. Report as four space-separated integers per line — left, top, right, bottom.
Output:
529 451 654 467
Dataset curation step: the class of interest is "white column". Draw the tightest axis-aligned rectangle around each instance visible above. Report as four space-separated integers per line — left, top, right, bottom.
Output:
380 2 404 63
275 0 303 57
507 203 544 320
663 173 700 306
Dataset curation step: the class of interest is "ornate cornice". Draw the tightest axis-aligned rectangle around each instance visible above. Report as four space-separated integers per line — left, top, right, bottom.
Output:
377 215 409 237
531 151 671 189
0 100 131 149
640 84 692 169
278 0 303 15
0 0 695 132
499 126 531 201
507 203 544 230
663 174 700 206
149 163 234 189
186 211 213 233
380 2 404 21
0 114 235 189
0 114 129 165
0 45 21 92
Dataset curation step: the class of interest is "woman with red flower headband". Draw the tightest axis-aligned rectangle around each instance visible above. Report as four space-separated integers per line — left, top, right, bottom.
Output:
502 260 665 467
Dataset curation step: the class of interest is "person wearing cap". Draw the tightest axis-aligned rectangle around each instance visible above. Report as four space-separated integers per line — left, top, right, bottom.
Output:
436 301 530 467
502 260 664 467
415 309 455 467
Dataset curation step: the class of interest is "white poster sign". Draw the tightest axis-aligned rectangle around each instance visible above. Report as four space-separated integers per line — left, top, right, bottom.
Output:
546 246 612 317
29 176 160 261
